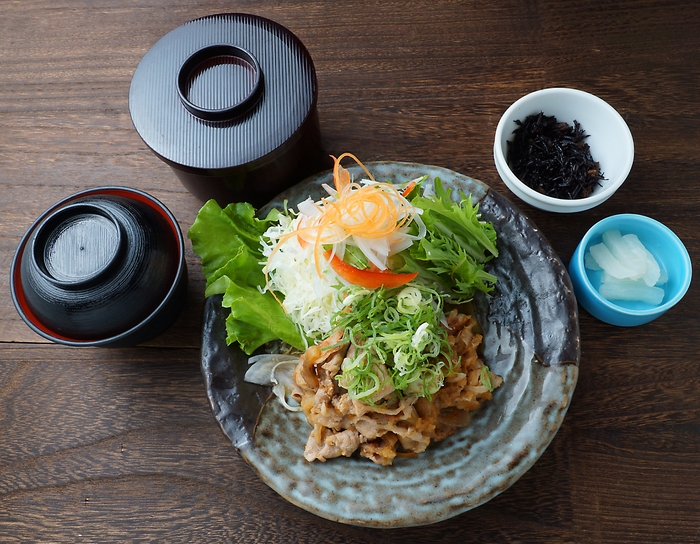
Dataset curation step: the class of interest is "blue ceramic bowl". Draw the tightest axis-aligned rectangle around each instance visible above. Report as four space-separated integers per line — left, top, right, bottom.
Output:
568 214 691 326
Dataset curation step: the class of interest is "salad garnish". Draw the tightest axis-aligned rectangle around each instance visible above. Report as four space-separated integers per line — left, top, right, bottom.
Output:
265 152 425 285
189 154 499 388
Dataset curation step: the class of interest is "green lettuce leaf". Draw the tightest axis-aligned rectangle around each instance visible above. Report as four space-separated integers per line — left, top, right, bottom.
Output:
188 199 305 354
188 200 273 285
222 281 304 355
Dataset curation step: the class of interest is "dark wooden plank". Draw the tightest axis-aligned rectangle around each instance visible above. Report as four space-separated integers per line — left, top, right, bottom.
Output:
1 0 699 542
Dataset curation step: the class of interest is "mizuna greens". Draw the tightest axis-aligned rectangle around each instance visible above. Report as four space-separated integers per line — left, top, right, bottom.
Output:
396 177 498 304
188 155 499 402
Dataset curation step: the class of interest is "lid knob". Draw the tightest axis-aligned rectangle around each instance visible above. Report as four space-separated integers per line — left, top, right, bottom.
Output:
177 44 263 122
33 204 124 289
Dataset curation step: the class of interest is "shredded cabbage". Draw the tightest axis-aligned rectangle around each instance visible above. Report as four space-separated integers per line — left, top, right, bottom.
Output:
262 213 346 342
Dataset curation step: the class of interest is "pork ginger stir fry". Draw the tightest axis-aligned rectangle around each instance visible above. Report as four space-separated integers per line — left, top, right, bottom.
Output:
292 309 502 466
189 153 502 465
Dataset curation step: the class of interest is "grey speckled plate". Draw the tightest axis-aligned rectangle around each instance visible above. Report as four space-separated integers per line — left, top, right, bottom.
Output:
200 162 580 528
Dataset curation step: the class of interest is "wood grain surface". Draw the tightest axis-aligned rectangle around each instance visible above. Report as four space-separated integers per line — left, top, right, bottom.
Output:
1 1 699 542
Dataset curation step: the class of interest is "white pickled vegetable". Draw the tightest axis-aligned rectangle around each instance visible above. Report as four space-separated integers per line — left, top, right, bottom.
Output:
588 242 638 279
599 278 665 305
621 233 661 286
584 229 666 306
584 250 602 271
602 230 646 278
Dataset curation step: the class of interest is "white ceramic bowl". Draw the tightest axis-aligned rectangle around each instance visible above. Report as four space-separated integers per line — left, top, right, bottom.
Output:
493 88 634 213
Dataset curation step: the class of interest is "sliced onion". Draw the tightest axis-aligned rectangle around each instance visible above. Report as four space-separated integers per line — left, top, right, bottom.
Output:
245 353 298 384
353 235 390 270
389 236 414 254
245 354 302 412
297 197 321 217
321 182 337 198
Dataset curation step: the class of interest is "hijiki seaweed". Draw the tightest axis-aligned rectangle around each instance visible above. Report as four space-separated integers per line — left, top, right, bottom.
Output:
506 112 605 199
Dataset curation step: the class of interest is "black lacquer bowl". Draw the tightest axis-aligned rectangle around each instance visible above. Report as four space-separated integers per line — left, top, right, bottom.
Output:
200 162 580 527
11 187 187 347
129 13 330 208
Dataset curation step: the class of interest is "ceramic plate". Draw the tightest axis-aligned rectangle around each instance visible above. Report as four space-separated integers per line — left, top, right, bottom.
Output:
200 162 580 527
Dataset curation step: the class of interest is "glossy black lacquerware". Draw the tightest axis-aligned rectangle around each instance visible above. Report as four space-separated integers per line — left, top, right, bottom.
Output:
200 162 580 527
129 13 330 208
11 187 187 347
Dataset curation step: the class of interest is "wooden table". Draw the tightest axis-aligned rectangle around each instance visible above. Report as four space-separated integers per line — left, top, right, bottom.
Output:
1 1 698 542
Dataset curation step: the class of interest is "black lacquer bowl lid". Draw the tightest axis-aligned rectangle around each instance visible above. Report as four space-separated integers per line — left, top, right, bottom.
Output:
10 187 188 347
129 13 329 207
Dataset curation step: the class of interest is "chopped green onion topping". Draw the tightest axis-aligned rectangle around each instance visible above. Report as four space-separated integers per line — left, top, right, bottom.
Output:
480 365 494 392
332 284 454 404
